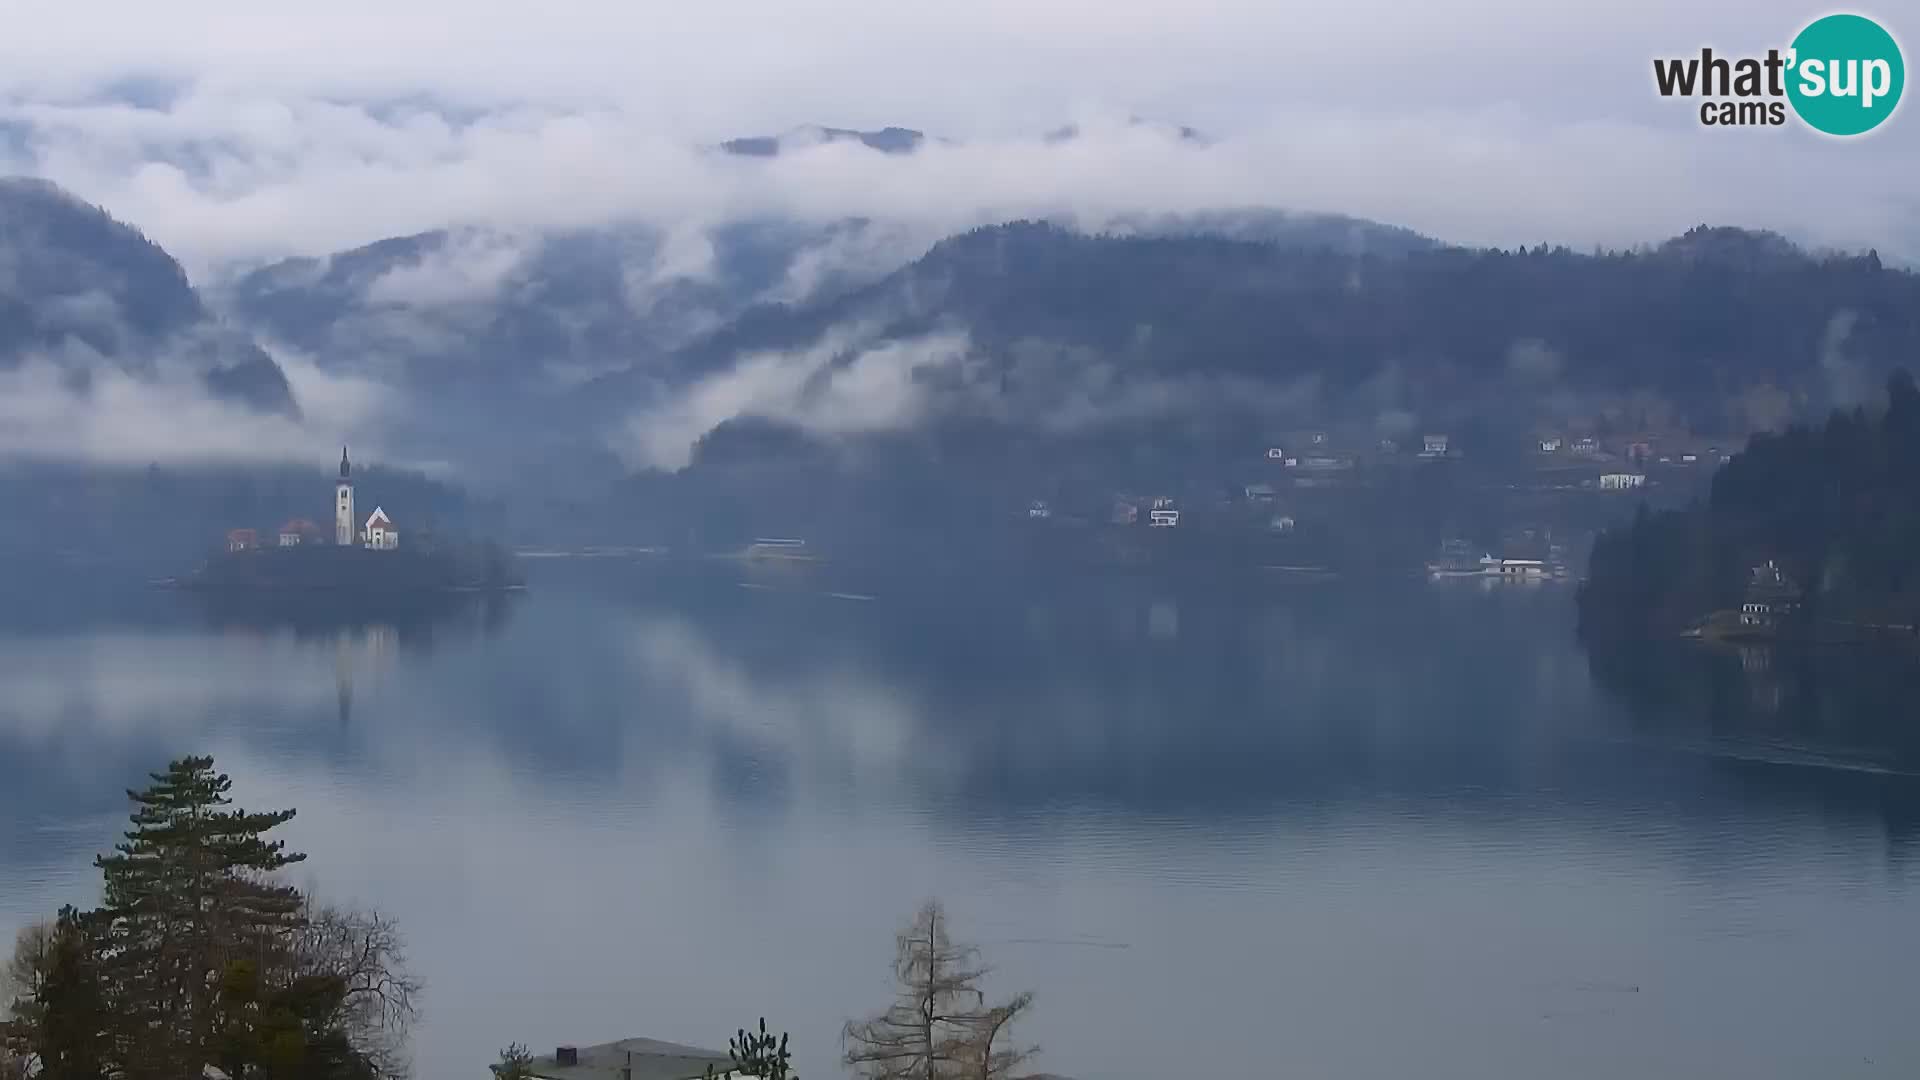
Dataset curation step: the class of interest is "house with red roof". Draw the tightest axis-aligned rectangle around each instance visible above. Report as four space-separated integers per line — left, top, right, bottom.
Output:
277 518 324 547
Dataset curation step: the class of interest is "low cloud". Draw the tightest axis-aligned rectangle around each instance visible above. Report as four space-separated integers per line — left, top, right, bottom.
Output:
3 89 1913 281
614 326 968 470
361 228 530 306
613 320 1336 471
0 347 401 468
1817 308 1875 408
1506 338 1563 382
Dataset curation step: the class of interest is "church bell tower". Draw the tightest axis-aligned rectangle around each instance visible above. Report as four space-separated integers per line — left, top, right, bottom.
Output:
335 446 356 546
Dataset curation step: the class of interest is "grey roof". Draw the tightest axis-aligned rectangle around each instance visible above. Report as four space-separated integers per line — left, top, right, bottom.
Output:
505 1038 735 1080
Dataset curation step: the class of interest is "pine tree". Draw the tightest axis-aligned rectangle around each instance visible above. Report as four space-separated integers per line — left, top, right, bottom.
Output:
709 1018 796 1080
24 908 111 1080
92 755 307 1078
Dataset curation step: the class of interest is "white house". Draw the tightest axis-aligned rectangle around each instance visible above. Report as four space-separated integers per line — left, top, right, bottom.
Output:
1540 436 1563 452
1149 509 1180 527
1599 473 1647 491
364 508 400 549
1420 434 1450 457
1266 447 1286 460
1028 500 1051 520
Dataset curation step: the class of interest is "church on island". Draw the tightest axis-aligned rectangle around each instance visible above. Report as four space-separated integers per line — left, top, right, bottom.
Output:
224 447 402 554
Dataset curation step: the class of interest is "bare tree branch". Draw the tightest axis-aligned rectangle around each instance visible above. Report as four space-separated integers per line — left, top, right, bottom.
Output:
843 900 1037 1080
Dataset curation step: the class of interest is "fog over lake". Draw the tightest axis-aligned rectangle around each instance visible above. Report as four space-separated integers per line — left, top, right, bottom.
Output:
3 564 1917 1080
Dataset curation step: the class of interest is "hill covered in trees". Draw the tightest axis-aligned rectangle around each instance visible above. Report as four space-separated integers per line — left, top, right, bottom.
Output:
613 221 1914 467
0 178 298 415
1577 369 1920 642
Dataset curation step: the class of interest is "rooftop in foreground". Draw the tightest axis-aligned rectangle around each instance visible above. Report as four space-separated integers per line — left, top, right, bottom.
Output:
498 1038 736 1080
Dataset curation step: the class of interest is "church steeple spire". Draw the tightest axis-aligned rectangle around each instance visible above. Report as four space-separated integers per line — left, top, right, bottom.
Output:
335 446 356 546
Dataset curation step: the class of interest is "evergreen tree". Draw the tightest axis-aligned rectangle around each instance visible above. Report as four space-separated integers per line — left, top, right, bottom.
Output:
25 908 111 1080
709 1018 796 1080
214 959 374 1080
92 755 307 1078
494 1044 535 1080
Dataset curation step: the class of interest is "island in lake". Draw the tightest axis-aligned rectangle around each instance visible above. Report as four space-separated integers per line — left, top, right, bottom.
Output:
1578 369 1920 647
166 447 524 594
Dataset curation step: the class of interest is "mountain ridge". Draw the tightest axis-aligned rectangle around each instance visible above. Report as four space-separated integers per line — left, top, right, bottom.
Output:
0 176 299 416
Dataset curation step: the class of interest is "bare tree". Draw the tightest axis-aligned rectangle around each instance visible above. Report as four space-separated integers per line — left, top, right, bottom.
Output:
3 921 54 1015
284 900 423 1080
842 900 1036 1080
960 993 1035 1080
1 921 55 1079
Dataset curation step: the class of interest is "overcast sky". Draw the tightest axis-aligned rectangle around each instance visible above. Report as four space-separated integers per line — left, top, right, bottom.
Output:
1 0 1914 271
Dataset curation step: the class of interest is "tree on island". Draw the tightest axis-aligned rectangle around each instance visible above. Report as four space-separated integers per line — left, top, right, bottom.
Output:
1 756 419 1080
842 900 1036 1080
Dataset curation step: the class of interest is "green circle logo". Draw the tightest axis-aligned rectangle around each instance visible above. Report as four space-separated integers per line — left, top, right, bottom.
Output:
1786 14 1904 135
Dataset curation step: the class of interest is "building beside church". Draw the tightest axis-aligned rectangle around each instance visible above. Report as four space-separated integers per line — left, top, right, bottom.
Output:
365 508 399 550
278 519 323 546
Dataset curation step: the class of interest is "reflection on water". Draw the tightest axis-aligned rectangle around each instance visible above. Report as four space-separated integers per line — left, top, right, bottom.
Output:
1 567 1918 1080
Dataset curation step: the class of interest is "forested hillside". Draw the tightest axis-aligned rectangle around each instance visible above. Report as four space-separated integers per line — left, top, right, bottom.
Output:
636 222 1914 455
1578 369 1920 641
0 178 298 415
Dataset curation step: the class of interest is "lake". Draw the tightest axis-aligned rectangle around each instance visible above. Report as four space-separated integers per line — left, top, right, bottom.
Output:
3 562 1919 1080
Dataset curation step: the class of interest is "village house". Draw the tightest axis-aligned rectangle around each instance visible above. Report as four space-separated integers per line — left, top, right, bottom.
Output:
1599 472 1646 491
1243 483 1277 503
226 528 258 553
1539 436 1563 453
1420 434 1450 458
277 518 323 546
1298 454 1353 472
1740 560 1804 632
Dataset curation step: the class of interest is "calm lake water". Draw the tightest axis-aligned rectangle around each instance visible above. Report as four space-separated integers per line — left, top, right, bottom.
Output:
4 562 1919 1080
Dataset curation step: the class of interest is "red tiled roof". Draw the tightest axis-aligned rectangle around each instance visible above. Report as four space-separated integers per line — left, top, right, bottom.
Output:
278 518 321 534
